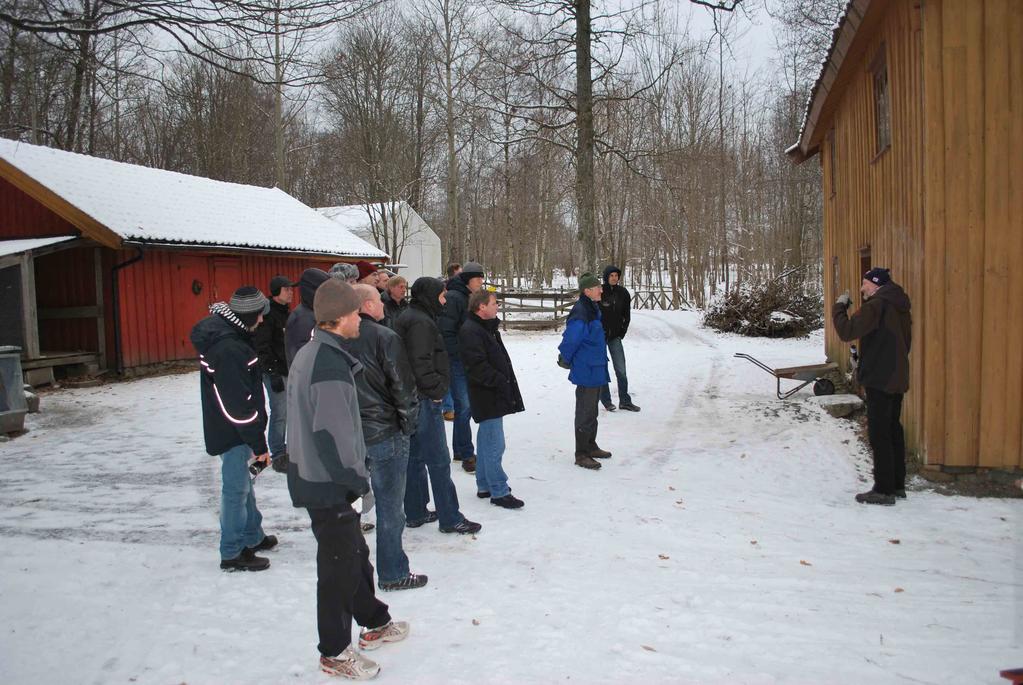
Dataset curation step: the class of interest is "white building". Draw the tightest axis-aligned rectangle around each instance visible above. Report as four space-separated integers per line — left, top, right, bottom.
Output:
318 202 442 284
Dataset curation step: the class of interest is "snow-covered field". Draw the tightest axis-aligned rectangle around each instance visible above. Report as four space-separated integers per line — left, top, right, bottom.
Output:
1 310 1020 685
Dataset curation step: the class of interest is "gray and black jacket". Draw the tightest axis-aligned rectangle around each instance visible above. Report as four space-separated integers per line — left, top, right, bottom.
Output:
285 327 370 510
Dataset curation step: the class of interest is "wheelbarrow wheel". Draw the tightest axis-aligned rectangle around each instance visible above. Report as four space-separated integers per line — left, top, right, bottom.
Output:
813 379 835 396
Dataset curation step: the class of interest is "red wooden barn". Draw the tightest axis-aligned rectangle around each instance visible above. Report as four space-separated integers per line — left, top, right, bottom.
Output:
0 139 387 384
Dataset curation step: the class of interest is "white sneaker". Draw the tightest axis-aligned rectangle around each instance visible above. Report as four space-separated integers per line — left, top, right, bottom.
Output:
319 646 380 680
359 620 410 651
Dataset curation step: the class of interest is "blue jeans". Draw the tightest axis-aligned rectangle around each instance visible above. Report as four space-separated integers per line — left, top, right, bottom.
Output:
441 389 453 413
262 373 287 458
219 444 266 559
406 401 464 529
366 433 411 584
449 358 475 459
600 337 632 406
475 417 510 498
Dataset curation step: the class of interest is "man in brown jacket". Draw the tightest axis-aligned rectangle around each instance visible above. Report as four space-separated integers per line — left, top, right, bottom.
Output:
833 267 912 506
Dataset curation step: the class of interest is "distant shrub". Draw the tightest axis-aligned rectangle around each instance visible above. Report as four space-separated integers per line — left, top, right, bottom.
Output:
703 279 823 338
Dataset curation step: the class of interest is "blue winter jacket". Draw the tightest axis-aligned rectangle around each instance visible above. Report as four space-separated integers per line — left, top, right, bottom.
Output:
558 296 610 388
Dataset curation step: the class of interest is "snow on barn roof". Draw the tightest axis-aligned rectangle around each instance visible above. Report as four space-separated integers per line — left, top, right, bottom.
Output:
0 139 386 259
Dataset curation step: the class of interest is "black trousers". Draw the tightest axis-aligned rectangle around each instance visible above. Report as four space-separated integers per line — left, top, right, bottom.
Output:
308 506 391 657
574 386 601 455
865 388 906 495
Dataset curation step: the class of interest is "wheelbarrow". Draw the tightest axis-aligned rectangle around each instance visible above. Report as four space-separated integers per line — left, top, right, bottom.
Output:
734 353 838 400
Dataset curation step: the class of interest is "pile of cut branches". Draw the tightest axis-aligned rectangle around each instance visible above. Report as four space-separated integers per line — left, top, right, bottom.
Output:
703 278 823 338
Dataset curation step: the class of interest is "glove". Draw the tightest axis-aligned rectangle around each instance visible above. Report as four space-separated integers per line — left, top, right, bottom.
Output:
557 354 570 369
270 374 285 393
836 291 852 308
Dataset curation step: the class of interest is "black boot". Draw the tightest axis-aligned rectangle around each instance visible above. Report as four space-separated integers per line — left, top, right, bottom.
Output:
619 403 641 412
855 490 896 506
491 494 524 509
575 454 602 470
246 535 278 553
588 447 612 459
270 453 289 473
378 573 429 592
220 547 270 572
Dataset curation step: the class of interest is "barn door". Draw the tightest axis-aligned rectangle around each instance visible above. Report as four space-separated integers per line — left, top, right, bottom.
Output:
212 258 242 303
174 256 212 360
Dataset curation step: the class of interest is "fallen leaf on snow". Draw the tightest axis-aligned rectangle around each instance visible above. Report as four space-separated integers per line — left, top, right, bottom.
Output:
888 539 901 545
668 486 675 491
750 540 758 545
472 619 480 625
894 588 904 593
641 645 657 652
800 560 812 566
658 554 670 560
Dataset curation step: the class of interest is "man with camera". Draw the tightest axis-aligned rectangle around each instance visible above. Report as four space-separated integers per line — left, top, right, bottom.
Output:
254 275 296 473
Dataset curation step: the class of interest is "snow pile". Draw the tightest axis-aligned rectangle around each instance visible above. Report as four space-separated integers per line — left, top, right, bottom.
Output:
1 311 1019 684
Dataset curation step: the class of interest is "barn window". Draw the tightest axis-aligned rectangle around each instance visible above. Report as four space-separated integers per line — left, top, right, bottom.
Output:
827 129 837 196
871 46 891 154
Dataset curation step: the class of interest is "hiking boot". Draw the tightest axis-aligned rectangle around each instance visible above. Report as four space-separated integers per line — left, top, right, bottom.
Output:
406 511 438 528
439 518 482 535
359 620 410 651
270 453 289 473
220 547 270 572
575 454 602 470
588 447 612 459
894 489 907 499
619 403 641 412
246 534 278 553
603 403 617 411
378 574 428 592
443 410 455 421
855 490 896 506
319 646 379 680
462 456 476 473
477 490 491 499
491 494 524 509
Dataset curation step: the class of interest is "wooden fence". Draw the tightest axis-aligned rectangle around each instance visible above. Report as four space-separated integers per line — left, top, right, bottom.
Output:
495 286 684 330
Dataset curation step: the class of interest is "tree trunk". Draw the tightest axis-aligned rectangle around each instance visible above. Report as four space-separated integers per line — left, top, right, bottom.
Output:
574 0 597 274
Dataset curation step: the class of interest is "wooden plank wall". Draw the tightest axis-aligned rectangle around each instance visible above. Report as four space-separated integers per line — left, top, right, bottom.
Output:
921 0 1023 468
822 0 925 453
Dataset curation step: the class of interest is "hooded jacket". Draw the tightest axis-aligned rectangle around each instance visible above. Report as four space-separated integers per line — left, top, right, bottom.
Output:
458 312 525 422
285 268 329 367
832 282 912 394
190 303 268 456
438 276 471 360
394 277 450 401
558 296 611 388
381 289 408 330
253 298 290 378
286 327 370 510
339 314 420 444
599 265 631 340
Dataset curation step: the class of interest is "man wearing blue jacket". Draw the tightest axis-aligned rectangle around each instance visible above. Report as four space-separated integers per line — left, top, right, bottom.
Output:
558 273 612 470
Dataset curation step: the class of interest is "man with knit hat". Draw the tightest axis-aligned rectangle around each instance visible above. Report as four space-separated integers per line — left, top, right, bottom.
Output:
559 273 612 470
254 275 297 473
286 268 330 367
599 265 640 413
438 260 486 472
287 278 410 679
355 260 379 286
834 267 912 506
330 262 360 284
191 286 278 571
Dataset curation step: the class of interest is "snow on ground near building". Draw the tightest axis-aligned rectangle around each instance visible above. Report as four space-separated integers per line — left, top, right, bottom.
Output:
1 310 1019 685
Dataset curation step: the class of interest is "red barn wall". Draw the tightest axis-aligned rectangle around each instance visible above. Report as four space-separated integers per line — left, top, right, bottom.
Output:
0 177 80 239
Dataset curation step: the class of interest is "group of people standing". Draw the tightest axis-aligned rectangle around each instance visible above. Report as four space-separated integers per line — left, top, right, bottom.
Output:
190 258 536 679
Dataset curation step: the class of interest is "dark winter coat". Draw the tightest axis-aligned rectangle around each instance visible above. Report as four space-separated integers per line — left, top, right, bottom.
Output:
286 327 370 509
599 265 632 340
832 282 912 394
458 313 524 422
339 314 419 445
285 269 329 368
381 290 408 329
558 296 610 388
394 278 451 401
190 304 268 457
438 276 471 360
253 299 290 378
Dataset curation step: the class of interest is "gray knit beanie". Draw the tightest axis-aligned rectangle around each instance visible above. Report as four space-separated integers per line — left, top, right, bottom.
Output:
314 279 361 321
460 261 485 280
330 262 360 282
229 286 269 327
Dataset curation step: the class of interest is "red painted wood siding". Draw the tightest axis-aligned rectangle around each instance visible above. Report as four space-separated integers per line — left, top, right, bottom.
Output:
0 177 80 239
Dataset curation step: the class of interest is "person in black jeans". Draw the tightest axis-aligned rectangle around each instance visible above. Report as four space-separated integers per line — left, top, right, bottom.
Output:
833 267 912 506
253 274 296 473
599 265 640 412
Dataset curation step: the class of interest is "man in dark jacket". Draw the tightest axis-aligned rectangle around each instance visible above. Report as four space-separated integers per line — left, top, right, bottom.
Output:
190 286 278 572
254 275 296 473
380 275 408 329
341 284 427 592
285 267 330 367
599 265 640 412
394 277 482 534
438 260 485 472
559 273 612 470
833 267 913 506
459 289 525 509
287 278 409 679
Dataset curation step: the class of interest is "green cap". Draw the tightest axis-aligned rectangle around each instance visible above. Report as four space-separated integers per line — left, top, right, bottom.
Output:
578 272 600 290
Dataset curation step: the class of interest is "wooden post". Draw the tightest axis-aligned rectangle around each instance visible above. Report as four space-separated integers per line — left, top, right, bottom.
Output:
94 248 106 369
19 252 39 359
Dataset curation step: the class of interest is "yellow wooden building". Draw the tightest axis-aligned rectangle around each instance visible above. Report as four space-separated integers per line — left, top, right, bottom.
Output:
788 0 1023 470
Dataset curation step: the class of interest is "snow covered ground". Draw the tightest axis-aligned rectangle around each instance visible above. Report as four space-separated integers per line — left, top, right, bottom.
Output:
1 310 1020 685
